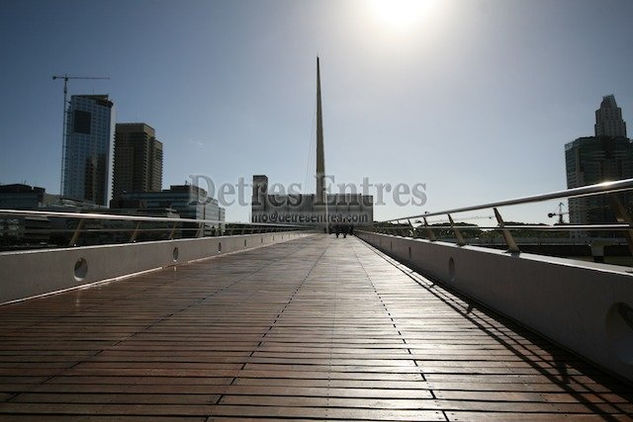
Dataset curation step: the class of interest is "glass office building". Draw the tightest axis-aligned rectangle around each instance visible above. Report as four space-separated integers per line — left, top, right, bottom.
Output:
61 95 115 206
566 136 633 224
112 184 226 235
565 96 632 225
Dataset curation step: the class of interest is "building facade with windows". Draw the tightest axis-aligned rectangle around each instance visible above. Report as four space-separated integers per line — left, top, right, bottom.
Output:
566 95 633 225
595 94 627 138
61 95 115 206
111 184 225 234
112 123 163 199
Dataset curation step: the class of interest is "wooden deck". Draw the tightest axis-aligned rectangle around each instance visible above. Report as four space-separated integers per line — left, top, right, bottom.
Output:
0 235 631 421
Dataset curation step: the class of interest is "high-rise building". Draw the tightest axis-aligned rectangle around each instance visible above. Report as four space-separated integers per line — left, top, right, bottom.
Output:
595 95 627 138
61 95 115 206
251 175 268 212
566 95 633 225
112 123 163 200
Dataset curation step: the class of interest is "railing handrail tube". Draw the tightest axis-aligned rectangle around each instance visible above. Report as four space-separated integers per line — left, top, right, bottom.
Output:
384 178 633 223
380 224 633 231
0 209 308 228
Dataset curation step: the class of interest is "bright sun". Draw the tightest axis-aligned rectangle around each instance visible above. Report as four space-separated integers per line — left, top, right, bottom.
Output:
370 0 436 29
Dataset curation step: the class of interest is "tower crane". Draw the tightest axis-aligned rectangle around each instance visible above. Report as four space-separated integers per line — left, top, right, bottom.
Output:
52 74 110 195
548 201 569 224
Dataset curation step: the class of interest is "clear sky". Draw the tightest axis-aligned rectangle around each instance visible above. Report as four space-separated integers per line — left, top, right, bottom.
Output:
1 0 632 223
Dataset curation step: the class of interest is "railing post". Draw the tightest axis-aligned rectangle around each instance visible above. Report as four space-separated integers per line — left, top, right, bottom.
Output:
400 220 407 237
423 217 436 241
196 223 204 238
447 214 466 246
68 219 85 247
607 194 633 257
407 219 414 238
169 222 178 240
130 222 141 243
493 207 520 253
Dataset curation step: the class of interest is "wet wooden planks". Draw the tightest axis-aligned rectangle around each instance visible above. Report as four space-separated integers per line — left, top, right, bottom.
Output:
0 234 631 421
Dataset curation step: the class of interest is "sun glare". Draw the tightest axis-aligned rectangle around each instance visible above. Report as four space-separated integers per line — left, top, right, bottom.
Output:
371 0 436 29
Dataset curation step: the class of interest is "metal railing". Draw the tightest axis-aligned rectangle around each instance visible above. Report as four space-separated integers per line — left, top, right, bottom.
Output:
373 178 633 254
0 209 311 250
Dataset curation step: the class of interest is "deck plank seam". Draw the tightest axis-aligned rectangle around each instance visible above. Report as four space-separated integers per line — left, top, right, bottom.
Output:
352 239 447 422
211 243 329 419
206 241 317 420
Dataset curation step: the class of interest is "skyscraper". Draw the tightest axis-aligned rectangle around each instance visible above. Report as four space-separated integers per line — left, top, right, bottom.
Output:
112 123 163 200
595 95 627 138
566 95 633 225
61 95 115 206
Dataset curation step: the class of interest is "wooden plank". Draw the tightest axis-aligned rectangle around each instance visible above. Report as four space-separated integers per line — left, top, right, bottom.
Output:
12 393 221 405
47 376 235 385
0 402 217 416
14 384 435 398
447 412 633 421
209 405 446 420
0 417 205 422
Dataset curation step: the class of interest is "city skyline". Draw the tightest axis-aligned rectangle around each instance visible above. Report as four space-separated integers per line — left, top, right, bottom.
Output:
2 0 633 222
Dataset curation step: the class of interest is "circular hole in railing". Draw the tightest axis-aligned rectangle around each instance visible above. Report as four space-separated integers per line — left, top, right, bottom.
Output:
172 247 179 262
218 242 222 253
606 302 633 365
408 246 412 260
74 258 88 282
448 257 456 282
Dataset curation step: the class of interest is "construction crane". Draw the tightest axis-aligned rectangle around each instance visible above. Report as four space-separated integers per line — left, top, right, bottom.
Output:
548 201 569 224
52 74 110 195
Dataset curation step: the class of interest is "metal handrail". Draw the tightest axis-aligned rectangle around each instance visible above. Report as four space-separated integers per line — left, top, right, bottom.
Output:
0 209 311 249
0 209 306 228
383 178 633 222
375 178 633 255
379 224 633 231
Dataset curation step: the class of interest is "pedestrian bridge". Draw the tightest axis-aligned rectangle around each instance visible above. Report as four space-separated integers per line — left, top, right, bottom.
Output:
0 234 631 421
